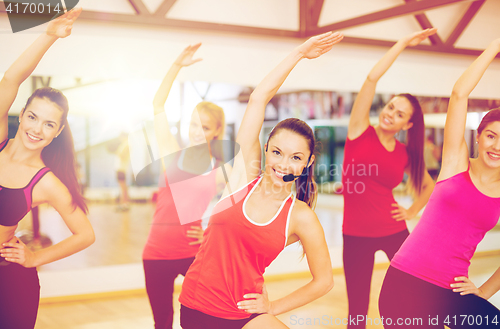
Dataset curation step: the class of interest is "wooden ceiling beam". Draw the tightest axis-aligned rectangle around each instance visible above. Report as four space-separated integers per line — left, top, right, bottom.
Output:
78 10 300 38
445 0 485 46
300 0 324 37
403 0 443 46
414 14 443 45
127 0 150 15
308 0 469 36
154 0 178 17
342 35 500 58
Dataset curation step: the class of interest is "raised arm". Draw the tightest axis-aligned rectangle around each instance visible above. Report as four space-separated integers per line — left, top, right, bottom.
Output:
0 8 81 142
234 32 343 183
153 44 202 158
440 39 500 180
348 28 437 140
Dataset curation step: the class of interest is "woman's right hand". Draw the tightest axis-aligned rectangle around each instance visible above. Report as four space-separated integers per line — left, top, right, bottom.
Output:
46 7 82 38
174 43 203 67
401 28 437 47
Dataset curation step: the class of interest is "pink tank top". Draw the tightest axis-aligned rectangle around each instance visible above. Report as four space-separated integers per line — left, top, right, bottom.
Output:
142 152 217 260
391 168 500 289
179 176 295 319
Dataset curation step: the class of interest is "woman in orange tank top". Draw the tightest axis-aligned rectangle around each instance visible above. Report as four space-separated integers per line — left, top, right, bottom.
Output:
179 31 344 329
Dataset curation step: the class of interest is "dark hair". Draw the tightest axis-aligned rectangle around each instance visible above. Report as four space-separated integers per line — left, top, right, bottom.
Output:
267 118 317 209
477 108 500 135
396 93 425 195
24 87 88 213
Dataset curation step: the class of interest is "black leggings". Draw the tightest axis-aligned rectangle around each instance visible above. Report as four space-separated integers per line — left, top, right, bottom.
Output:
180 305 262 329
343 229 409 328
379 266 500 328
0 262 40 329
143 257 195 329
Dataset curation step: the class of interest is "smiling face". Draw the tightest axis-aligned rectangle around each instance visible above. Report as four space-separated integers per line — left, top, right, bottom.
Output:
18 97 64 151
265 130 314 186
188 110 221 146
476 121 500 169
378 96 414 133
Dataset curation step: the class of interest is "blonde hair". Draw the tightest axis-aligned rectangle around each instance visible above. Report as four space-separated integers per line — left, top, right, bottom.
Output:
195 101 225 140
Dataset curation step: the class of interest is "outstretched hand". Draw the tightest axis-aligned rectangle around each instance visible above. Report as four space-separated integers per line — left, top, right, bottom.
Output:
403 28 437 47
46 7 82 38
175 43 203 67
298 31 344 59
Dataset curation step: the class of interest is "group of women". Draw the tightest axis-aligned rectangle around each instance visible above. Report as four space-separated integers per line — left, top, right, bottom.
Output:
0 7 499 329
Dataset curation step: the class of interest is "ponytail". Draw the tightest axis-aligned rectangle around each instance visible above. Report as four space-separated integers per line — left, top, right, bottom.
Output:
41 125 87 213
295 160 318 209
397 93 425 195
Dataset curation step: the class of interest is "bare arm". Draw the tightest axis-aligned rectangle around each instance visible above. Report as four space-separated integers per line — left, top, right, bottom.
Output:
231 32 343 189
440 39 500 181
153 44 202 158
0 173 94 267
270 205 333 315
348 28 437 140
0 8 81 142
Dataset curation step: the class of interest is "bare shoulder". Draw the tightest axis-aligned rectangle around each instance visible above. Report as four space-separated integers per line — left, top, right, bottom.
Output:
290 198 318 226
35 171 70 204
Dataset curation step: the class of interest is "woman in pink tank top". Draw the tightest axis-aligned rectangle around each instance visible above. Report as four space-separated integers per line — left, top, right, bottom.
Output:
141 44 229 329
0 9 95 329
379 38 500 328
342 29 436 328
179 31 344 329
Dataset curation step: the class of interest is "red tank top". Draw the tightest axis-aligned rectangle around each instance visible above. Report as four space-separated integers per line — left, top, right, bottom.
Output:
179 176 295 319
342 126 408 237
142 151 217 260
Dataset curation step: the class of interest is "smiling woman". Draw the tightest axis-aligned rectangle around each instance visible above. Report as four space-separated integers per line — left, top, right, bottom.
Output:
379 38 500 328
341 29 437 329
178 31 344 329
0 8 94 329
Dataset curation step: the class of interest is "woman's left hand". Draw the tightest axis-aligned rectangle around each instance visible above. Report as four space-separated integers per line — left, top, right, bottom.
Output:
237 284 272 314
0 239 36 268
187 226 204 245
451 277 485 298
391 203 413 221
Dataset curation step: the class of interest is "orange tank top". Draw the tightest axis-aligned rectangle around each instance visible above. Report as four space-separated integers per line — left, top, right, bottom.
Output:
179 176 295 319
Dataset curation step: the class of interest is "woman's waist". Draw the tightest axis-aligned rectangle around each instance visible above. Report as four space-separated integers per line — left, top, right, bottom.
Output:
0 227 17 246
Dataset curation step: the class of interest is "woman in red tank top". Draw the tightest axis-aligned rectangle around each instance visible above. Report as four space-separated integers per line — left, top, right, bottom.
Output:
342 29 436 328
0 9 95 329
141 44 230 329
179 31 344 329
